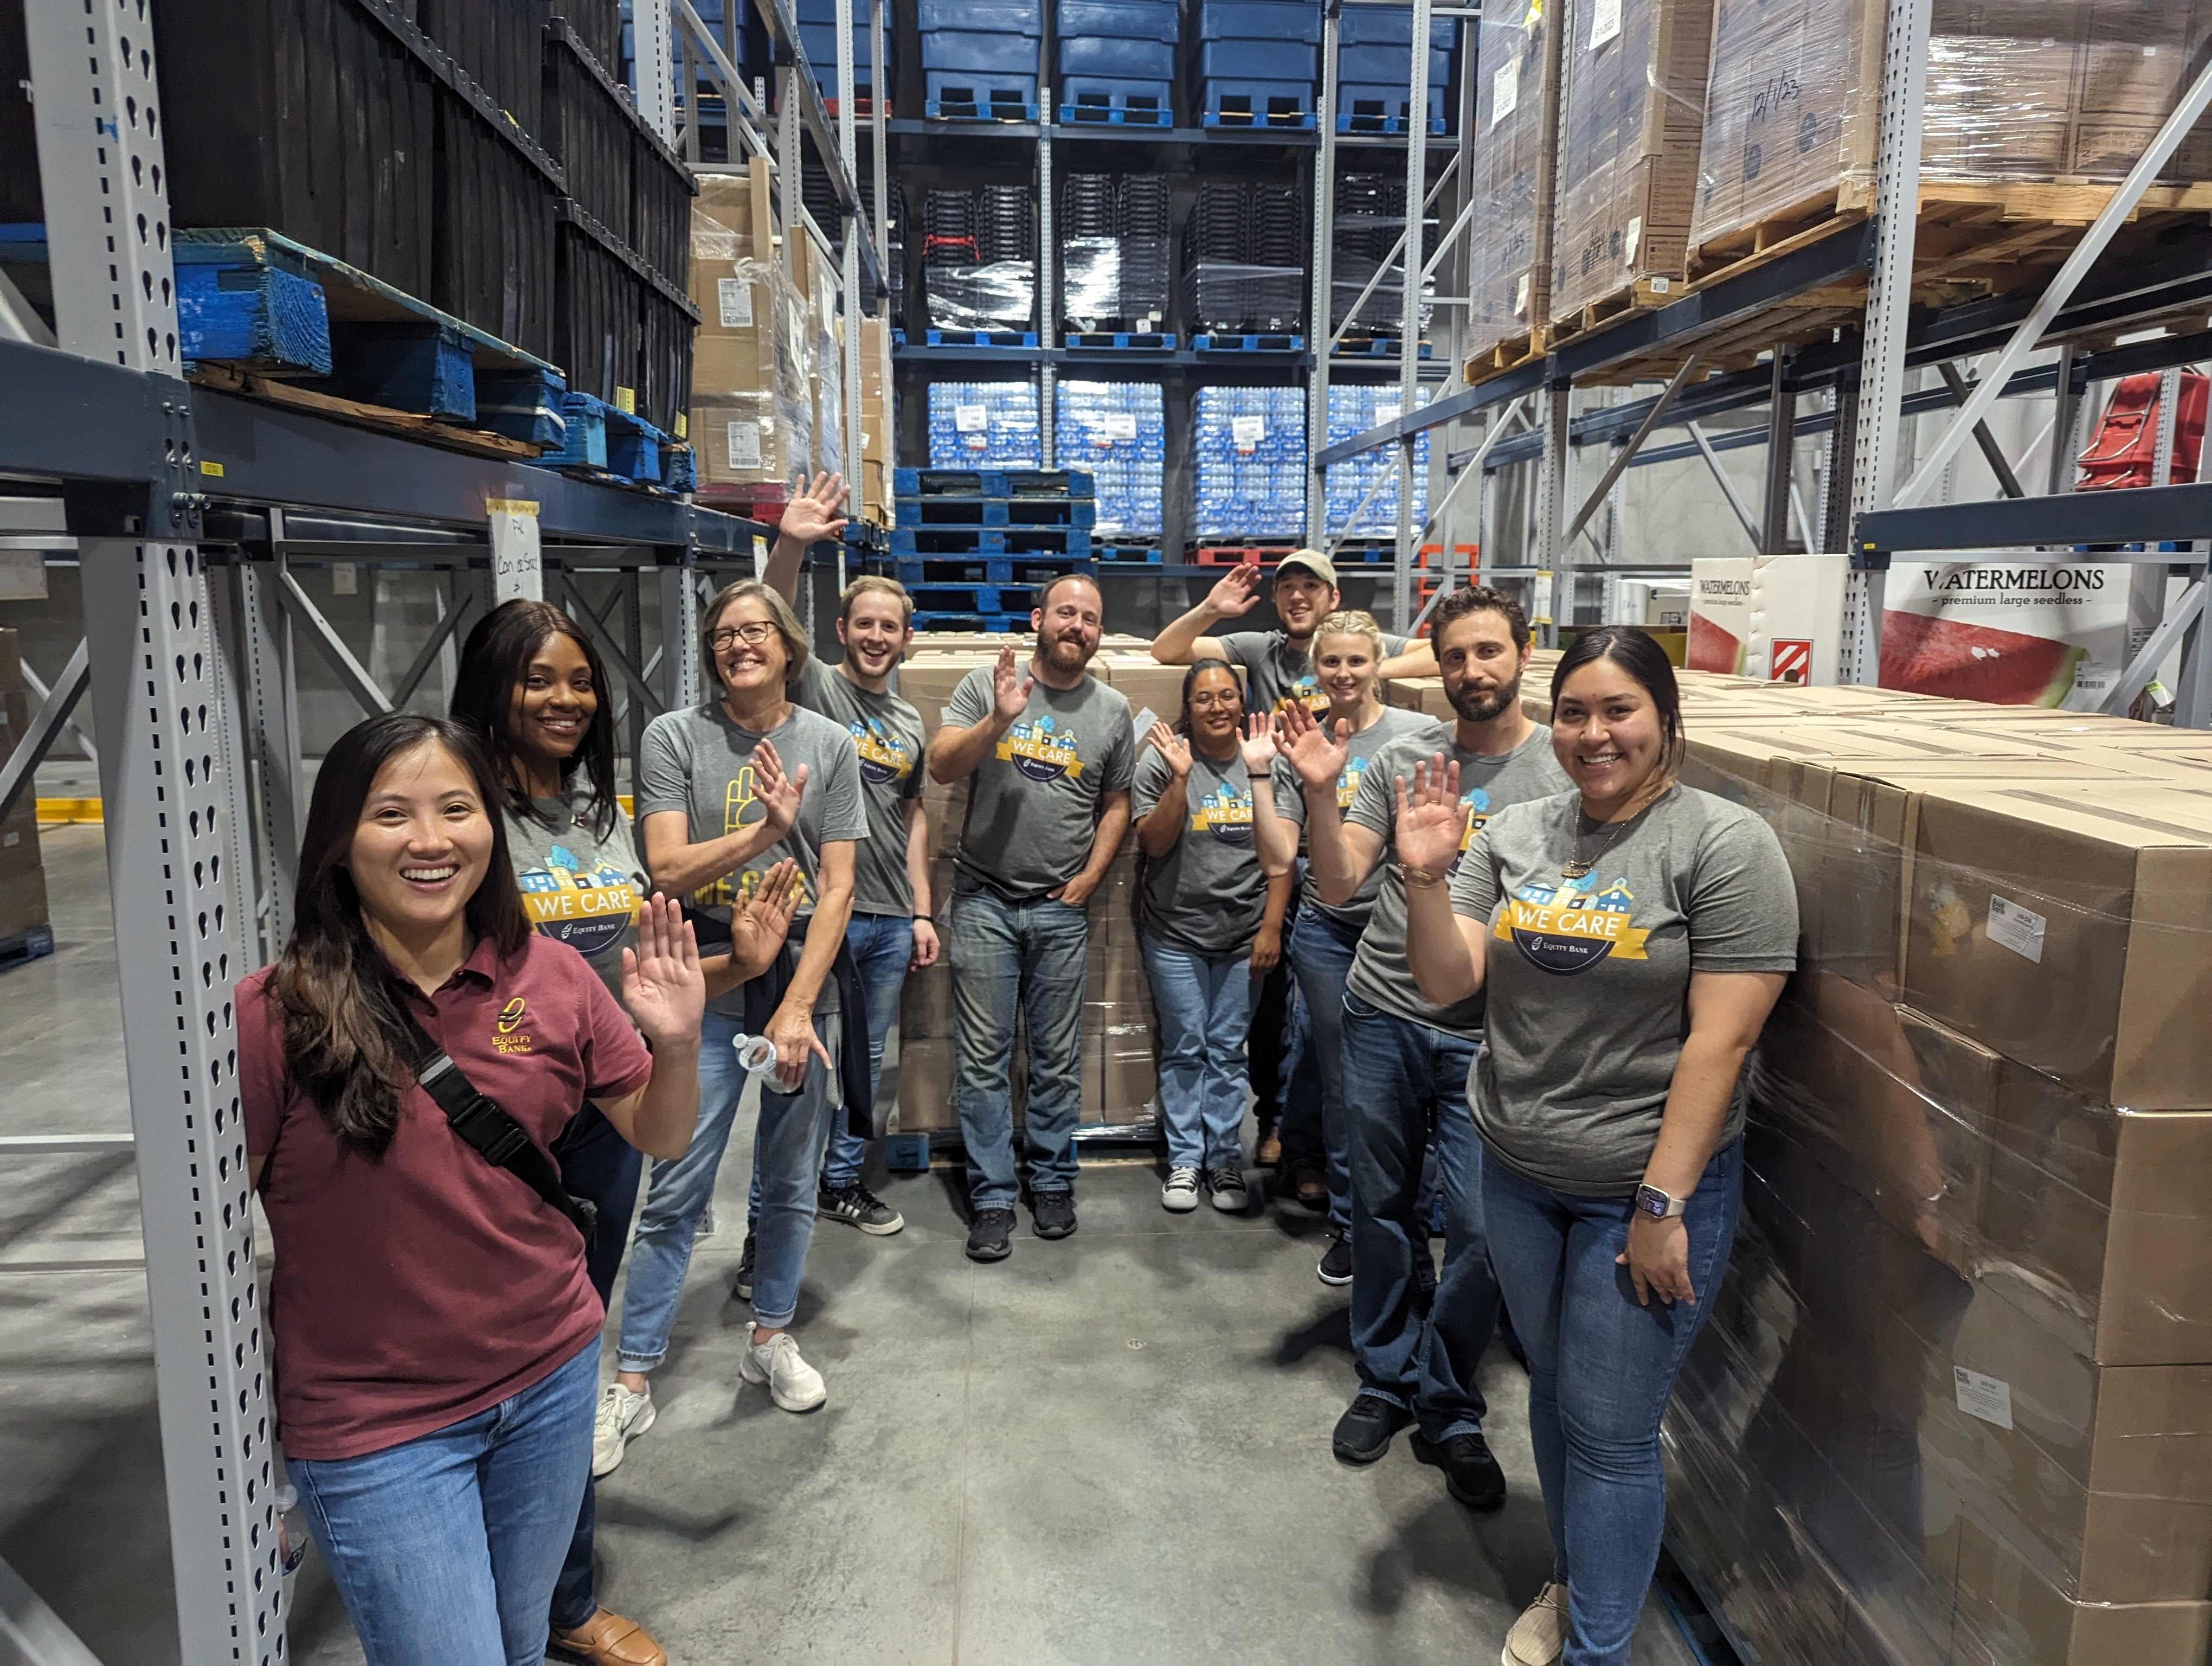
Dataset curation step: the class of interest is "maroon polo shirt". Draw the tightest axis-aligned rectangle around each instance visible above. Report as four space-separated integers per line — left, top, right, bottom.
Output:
238 932 652 1460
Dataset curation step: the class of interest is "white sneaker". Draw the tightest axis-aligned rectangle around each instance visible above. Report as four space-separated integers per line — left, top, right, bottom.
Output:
591 1382 654 1478
1502 1581 1568 1666
1161 1166 1201 1212
1207 1167 1249 1212
741 1323 827 1412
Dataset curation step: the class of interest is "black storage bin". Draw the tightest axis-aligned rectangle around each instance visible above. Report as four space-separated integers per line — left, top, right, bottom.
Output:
0 0 40 225
548 0 621 74
419 0 548 139
435 91 560 359
632 124 693 288
555 219 636 412
544 21 637 259
638 284 695 435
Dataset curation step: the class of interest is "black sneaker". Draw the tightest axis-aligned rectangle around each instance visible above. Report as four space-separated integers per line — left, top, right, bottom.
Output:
819 1181 906 1236
1030 1188 1077 1239
1413 1430 1508 1509
733 1231 756 1301
966 1207 1015 1263
1332 1393 1411 1464
1317 1229 1353 1286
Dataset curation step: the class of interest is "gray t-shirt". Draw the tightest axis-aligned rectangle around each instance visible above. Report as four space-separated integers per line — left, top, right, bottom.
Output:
795 658 925 919
505 790 647 1002
1272 704 1442 927
1343 725 1574 1039
1131 744 1269 956
946 665 1136 901
1451 785 1799 1195
1219 627 1411 716
636 698 870 1016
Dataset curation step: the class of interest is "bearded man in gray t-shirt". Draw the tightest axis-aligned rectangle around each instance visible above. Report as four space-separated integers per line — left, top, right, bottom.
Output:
1277 586 1570 1509
931 574 1135 1262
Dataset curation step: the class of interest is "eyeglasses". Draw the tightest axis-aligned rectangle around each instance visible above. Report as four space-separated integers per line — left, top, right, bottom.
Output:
1188 691 1243 709
709 622 777 651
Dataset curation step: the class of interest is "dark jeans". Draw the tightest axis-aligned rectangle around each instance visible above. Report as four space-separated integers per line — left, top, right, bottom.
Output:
949 885 1088 1209
548 1106 642 1633
1340 994 1496 1441
1282 905 1363 1231
1246 888 1299 1131
1484 1137 1744 1666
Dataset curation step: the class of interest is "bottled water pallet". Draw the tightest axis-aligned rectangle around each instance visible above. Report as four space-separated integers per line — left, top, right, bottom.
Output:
896 496 1098 529
0 922 56 976
1063 332 1176 350
915 612 1032 633
891 526 1095 559
924 329 1043 349
895 467 1096 499
1331 337 1433 359
1192 332 1304 352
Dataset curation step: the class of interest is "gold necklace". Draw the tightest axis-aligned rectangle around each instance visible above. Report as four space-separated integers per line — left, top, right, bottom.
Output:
1562 799 1647 880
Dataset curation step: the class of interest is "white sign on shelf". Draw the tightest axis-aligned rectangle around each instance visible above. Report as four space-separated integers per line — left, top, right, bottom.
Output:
488 499 543 604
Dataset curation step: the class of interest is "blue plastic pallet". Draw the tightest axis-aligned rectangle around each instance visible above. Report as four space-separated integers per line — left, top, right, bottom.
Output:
1331 337 1435 358
924 329 1042 348
906 582 1026 612
915 611 1032 632
1064 331 1177 349
883 1132 931 1172
896 556 1016 584
1058 80 1174 124
897 496 1099 528
0 922 56 975
894 467 1097 498
1192 332 1306 351
1095 543 1165 563
924 74 1041 120
1334 108 1448 136
1336 81 1450 134
1199 80 1317 128
891 526 1095 558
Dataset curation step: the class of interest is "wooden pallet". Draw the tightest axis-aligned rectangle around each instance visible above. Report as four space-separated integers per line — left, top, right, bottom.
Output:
1548 277 1693 351
189 363 542 461
1463 326 1549 388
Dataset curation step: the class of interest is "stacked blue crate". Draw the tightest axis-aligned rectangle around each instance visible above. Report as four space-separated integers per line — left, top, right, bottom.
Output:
1056 1 1177 125
1191 386 1308 539
1057 381 1166 539
921 0 1043 119
1335 6 1455 133
795 0 894 111
1323 385 1430 538
927 381 1044 468
1193 0 1320 129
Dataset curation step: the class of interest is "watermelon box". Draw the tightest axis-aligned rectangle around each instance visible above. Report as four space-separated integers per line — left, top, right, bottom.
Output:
1881 563 2134 710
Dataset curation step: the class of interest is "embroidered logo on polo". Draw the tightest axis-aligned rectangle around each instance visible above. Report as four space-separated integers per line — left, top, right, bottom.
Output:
1187 781 1254 845
1493 873 1650 974
849 715 913 787
997 713 1085 783
493 996 532 1054
518 843 640 958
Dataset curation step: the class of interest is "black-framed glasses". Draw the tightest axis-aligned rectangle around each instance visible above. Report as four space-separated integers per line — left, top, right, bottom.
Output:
709 622 776 651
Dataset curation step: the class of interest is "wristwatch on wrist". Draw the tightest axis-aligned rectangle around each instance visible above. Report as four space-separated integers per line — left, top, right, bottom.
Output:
1634 1183 1688 1220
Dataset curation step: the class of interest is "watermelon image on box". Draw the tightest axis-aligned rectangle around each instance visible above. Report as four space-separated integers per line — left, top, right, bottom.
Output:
1687 556 1846 682
1882 563 2130 709
1687 561 1751 674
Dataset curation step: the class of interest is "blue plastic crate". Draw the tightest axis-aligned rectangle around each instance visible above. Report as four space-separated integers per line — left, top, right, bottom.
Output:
1059 78 1174 123
1196 0 1321 42
1336 44 1454 84
1056 0 1180 39
919 0 1041 30
1195 38 1315 80
922 28 1044 72
1199 78 1316 126
796 21 881 67
1059 34 1174 78
1336 7 1457 45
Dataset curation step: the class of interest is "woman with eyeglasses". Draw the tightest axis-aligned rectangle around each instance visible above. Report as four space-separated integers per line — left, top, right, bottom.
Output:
1131 659 1289 1213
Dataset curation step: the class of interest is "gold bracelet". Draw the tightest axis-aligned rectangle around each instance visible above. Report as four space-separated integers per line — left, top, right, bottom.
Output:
1397 863 1450 889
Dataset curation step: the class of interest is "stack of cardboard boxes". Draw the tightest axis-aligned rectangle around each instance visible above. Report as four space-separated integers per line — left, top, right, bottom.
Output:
890 636 1189 1137
858 316 890 526
0 629 51 954
1558 670 2212 1666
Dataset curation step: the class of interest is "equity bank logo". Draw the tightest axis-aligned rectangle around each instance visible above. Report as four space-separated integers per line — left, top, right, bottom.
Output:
851 716 913 787
518 844 639 958
1492 874 1650 974
1187 781 1253 845
493 996 533 1055
997 713 1084 783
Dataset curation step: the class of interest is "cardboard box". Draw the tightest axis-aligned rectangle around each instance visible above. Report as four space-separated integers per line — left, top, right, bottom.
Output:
0 792 42 882
1549 0 1716 326
0 866 49 940
890 1036 959 1133
1466 0 1564 367
1384 675 1457 723
1951 1516 2212 1666
898 960 956 1041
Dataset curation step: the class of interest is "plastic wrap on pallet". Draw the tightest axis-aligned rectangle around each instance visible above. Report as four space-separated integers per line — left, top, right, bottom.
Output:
1192 385 1307 537
927 381 1043 467
1647 717 2212 1666
1323 385 1428 537
924 260 1038 332
1184 262 1305 334
1057 381 1165 536
1329 253 1436 338
689 189 815 486
1691 0 2212 267
1465 0 1556 369
1548 0 1713 330
1060 236 1172 332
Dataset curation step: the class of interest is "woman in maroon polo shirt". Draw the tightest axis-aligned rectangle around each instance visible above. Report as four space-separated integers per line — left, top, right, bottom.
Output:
237 712 711 1666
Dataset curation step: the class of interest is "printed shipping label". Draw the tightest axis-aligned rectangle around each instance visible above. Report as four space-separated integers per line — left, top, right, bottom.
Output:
1589 0 1622 49
1491 57 1520 127
1985 894 2047 964
717 277 755 329
1954 1367 2014 1430
1231 414 1267 448
725 420 763 471
955 403 991 433
1513 271 1532 318
1375 403 1402 426
1101 412 1139 440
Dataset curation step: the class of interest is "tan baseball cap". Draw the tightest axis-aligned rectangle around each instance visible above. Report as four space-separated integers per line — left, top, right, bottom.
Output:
1275 549 1338 586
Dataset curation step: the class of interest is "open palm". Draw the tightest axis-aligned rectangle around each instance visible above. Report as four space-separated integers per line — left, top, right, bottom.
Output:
780 471 850 544
1279 700 1349 793
622 894 705 1047
1394 757 1469 874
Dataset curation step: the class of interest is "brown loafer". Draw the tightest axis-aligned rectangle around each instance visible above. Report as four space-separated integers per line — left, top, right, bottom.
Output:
1256 1128 1283 1167
551 1607 667 1666
1291 1165 1328 1209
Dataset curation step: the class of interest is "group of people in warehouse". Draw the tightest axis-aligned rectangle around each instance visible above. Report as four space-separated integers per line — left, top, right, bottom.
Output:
237 471 1797 1666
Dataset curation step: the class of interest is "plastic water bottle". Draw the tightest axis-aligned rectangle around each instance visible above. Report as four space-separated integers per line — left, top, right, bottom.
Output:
275 1483 308 1613
731 1032 780 1076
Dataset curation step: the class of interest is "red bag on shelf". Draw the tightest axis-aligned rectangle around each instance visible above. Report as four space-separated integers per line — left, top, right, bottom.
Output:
2075 370 2208 490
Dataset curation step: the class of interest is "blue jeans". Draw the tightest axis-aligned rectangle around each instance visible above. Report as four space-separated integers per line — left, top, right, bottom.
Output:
1341 995 1496 1440
1139 934 1254 1171
949 885 1087 1209
621 1007 840 1351
291 1341 597 1666
1484 1137 1745 1666
547 1107 644 1632
747 911 911 1208
1284 905 1362 1231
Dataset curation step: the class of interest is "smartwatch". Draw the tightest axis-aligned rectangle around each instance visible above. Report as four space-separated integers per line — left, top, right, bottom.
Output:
1634 1183 1688 1220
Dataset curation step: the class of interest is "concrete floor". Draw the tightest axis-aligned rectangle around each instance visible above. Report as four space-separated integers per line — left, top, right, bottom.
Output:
2 822 1697 1666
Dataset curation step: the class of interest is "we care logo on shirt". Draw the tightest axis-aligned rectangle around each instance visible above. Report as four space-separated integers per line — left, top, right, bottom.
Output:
518 844 639 959
493 997 534 1054
997 713 1085 783
1449 787 1492 876
850 716 913 786
1336 756 1368 810
1495 874 1651 974
1285 672 1330 716
1187 781 1254 845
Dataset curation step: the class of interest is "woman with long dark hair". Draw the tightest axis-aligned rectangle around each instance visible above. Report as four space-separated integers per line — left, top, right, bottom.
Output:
237 713 709 1665
448 599 800 1666
1396 627 1798 1666
1130 658 1287 1212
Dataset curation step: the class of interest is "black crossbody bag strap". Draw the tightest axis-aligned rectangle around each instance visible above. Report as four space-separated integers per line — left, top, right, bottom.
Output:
397 1009 598 1247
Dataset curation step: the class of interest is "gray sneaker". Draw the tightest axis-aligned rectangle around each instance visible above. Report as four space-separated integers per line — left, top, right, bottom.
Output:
1161 1167 1202 1212
819 1181 905 1235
